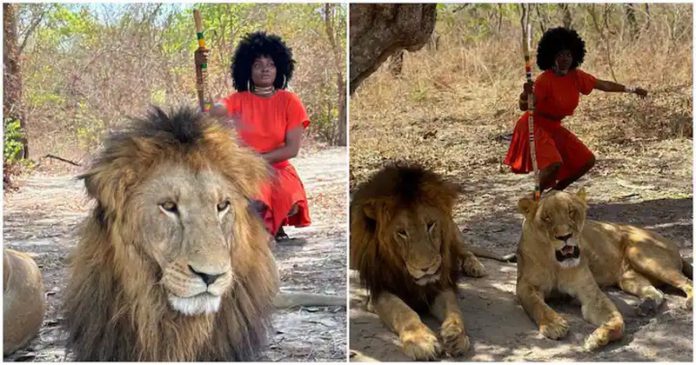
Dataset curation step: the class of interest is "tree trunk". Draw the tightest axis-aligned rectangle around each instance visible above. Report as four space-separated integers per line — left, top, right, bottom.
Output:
349 4 436 94
3 3 29 159
324 4 346 146
559 4 573 29
625 4 638 38
387 49 404 76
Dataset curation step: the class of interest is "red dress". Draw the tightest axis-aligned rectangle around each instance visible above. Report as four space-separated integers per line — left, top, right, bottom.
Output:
504 69 597 183
220 90 311 235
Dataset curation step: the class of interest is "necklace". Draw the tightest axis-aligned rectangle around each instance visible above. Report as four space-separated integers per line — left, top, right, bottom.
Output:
254 85 275 96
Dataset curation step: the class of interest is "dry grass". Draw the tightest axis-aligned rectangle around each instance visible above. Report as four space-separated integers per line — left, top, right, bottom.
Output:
350 4 692 192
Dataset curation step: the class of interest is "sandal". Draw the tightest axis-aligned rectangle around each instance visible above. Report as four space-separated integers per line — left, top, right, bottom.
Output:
274 227 292 242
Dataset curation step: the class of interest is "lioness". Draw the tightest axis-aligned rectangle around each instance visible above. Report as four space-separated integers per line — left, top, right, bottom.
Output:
4 249 45 356
516 189 693 350
351 164 486 360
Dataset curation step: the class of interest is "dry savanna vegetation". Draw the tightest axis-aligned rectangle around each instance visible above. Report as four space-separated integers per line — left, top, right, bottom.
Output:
350 4 692 361
351 3 691 204
4 3 346 179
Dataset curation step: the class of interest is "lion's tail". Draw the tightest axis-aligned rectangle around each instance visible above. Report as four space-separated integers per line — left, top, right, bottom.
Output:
467 245 517 263
682 257 693 279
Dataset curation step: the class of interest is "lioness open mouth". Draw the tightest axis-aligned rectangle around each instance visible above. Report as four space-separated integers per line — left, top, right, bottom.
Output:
555 245 580 262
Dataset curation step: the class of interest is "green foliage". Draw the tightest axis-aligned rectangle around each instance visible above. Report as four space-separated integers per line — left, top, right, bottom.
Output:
18 3 346 161
4 118 25 163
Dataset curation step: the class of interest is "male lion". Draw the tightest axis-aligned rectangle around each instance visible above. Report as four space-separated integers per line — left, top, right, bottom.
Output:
516 189 693 351
350 164 485 360
63 107 279 361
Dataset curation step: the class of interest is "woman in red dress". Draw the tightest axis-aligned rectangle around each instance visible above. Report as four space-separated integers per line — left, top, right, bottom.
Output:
203 31 311 242
504 27 648 191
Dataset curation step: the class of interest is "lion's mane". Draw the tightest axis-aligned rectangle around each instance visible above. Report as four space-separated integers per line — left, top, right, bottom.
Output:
350 163 460 310
63 106 278 361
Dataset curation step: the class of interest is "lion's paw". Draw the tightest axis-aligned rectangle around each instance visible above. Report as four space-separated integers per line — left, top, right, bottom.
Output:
462 256 486 278
539 317 569 340
440 318 470 357
637 287 664 316
684 294 693 310
401 326 442 361
583 329 610 351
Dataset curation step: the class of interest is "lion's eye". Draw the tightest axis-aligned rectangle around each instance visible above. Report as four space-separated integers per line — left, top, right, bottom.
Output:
397 229 408 239
160 201 178 213
427 221 436 234
569 208 575 218
217 200 230 212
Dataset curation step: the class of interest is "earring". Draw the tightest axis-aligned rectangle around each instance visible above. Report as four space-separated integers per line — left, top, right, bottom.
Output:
283 75 287 88
247 79 251 91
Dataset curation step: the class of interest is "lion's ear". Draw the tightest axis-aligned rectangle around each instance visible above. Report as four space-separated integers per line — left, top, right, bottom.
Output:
576 187 588 204
80 147 139 214
517 197 538 216
362 199 391 222
362 202 377 220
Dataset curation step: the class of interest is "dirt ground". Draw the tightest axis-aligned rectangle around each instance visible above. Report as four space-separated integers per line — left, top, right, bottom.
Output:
349 57 693 360
349 151 693 362
3 147 347 362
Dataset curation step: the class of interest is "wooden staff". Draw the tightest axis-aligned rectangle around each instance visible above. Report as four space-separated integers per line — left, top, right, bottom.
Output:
521 4 540 201
194 9 209 111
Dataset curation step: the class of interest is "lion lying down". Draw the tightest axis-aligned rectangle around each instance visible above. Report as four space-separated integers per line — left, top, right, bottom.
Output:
4 249 45 356
516 190 693 351
351 164 486 360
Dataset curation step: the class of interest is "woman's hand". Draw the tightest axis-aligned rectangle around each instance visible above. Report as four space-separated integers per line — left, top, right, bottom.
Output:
523 81 534 97
633 87 648 98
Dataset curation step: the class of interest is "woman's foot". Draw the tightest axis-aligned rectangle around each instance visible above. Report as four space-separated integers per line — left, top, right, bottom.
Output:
275 227 291 242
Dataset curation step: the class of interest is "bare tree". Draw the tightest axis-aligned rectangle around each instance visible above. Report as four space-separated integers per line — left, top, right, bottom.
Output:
625 4 638 38
323 4 346 146
349 4 437 94
3 4 28 158
559 4 573 28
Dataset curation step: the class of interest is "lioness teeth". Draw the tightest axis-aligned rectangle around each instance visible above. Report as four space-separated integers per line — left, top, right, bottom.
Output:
555 246 580 261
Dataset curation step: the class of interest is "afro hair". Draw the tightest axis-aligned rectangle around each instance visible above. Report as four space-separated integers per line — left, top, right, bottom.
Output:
536 27 586 71
231 31 295 92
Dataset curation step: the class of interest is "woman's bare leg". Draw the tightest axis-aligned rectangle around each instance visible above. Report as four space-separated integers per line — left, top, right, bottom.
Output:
554 155 595 191
539 162 561 191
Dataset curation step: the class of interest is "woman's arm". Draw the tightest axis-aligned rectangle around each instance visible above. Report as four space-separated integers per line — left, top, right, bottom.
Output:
261 126 304 164
595 79 648 97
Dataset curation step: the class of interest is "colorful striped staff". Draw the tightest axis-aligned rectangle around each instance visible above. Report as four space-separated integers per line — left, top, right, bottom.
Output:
521 4 540 201
194 9 210 112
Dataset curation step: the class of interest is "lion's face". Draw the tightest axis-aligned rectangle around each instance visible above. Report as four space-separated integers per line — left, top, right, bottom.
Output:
519 190 588 268
127 163 243 316
385 206 444 285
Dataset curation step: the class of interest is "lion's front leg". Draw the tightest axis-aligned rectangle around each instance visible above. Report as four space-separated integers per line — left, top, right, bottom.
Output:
374 291 441 360
431 288 470 357
574 278 624 351
517 281 569 340
455 230 486 277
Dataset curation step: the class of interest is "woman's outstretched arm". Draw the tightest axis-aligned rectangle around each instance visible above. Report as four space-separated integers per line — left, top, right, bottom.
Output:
595 79 648 97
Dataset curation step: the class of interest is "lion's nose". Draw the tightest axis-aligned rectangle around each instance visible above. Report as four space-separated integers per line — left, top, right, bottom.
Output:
419 260 440 274
188 265 224 286
556 233 572 242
